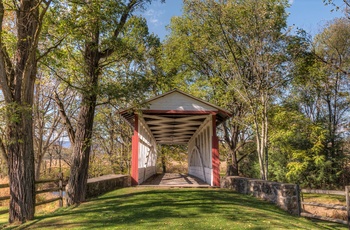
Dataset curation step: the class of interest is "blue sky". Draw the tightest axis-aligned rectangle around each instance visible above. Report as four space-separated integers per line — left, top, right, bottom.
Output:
143 0 345 40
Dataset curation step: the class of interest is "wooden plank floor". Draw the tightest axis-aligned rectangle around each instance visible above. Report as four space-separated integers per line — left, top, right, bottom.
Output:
140 173 210 188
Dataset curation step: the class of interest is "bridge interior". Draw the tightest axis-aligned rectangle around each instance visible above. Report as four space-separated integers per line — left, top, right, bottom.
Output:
141 173 210 187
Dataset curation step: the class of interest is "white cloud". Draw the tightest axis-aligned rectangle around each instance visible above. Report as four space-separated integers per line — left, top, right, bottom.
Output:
289 0 294 4
144 8 165 27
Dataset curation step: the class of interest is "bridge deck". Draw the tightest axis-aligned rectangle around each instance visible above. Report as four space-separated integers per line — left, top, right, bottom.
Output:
140 173 210 187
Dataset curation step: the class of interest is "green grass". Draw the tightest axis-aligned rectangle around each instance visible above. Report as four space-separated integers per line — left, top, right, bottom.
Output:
1 187 348 230
302 193 346 204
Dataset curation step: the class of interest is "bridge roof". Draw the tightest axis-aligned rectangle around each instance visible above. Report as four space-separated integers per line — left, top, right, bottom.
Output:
120 89 232 144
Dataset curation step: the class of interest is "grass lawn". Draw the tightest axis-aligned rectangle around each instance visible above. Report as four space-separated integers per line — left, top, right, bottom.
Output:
302 193 346 204
0 187 348 230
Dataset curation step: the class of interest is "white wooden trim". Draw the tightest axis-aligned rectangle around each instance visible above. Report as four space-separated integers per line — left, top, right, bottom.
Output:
139 116 156 142
143 114 208 122
188 115 212 144
193 146 206 183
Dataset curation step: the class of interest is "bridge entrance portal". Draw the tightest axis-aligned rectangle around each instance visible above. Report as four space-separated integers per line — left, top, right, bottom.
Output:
120 89 231 186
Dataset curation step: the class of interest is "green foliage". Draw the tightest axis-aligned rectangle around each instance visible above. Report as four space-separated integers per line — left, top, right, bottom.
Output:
88 153 115 178
164 0 291 180
278 17 350 188
157 145 187 173
92 105 132 176
42 1 168 106
1 102 32 125
268 105 347 188
238 149 261 179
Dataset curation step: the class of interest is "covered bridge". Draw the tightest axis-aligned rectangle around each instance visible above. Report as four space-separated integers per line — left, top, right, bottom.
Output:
120 89 231 187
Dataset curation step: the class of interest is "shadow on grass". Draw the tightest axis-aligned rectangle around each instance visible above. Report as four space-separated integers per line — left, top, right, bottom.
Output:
3 188 348 230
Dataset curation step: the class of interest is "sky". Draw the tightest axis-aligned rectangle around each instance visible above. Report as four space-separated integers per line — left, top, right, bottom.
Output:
143 0 346 40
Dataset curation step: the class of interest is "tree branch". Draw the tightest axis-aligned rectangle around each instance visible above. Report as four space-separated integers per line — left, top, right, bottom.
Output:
41 62 86 93
0 1 14 102
99 0 138 59
22 0 53 102
237 150 255 164
37 37 64 62
54 91 76 145
312 49 349 76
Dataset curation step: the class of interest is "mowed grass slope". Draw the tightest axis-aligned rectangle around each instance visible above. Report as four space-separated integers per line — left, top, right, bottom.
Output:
1 187 348 230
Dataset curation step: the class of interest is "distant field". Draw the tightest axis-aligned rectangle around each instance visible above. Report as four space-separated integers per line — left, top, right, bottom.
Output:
1 187 348 230
302 193 348 222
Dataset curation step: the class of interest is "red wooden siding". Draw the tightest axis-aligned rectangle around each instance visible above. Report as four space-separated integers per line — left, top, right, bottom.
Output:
212 114 220 187
131 115 139 185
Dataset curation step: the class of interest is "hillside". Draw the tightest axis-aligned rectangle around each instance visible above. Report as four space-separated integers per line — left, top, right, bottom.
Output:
1 187 347 230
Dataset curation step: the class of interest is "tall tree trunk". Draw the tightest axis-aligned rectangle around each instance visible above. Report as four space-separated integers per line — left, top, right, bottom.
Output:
49 152 52 174
226 155 238 176
35 154 43 180
253 95 269 181
63 0 142 206
255 119 266 180
1 0 42 223
66 96 97 205
223 122 239 176
7 106 36 223
161 150 167 173
262 94 269 181
66 37 99 205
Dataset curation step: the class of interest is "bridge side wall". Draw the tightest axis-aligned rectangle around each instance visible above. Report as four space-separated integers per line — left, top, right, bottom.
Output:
137 118 157 184
188 116 213 185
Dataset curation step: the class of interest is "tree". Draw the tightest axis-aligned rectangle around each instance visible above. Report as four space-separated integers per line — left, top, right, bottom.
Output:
158 145 187 173
162 3 247 176
164 0 290 180
284 18 350 187
0 0 52 223
222 110 253 176
33 75 66 180
93 105 132 175
323 0 349 15
268 105 332 187
50 0 163 206
313 18 350 151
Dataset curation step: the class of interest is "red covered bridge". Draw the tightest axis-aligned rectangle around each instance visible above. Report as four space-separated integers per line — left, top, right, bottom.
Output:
120 89 231 186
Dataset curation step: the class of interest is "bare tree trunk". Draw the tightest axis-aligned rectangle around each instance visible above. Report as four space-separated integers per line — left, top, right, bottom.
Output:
161 151 167 174
252 93 270 181
263 99 268 181
0 0 44 223
49 152 52 174
63 0 142 206
223 122 240 176
35 155 43 180
66 96 97 205
253 114 265 180
226 152 238 176
7 108 36 223
66 36 99 205
260 115 266 180
34 78 63 180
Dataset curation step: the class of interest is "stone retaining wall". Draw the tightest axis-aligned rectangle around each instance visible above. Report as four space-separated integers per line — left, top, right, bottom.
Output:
86 174 131 199
221 176 300 215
